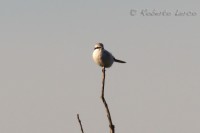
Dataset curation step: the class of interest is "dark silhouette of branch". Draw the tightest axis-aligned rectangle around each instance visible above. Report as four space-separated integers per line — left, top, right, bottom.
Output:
77 114 85 133
101 67 115 133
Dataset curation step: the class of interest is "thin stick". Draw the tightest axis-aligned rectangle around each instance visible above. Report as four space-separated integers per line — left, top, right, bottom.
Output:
101 67 115 133
77 114 85 133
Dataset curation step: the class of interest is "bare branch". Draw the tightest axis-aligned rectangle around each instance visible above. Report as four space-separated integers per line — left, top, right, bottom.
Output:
101 67 115 133
77 114 85 133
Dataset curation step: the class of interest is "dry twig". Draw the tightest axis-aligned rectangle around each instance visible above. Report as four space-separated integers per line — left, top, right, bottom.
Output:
101 67 115 133
77 114 85 133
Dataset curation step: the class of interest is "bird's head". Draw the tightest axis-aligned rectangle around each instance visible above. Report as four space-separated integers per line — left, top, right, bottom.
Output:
94 43 104 50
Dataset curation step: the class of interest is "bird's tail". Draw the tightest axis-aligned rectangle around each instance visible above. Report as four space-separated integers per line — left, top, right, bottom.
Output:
114 58 126 63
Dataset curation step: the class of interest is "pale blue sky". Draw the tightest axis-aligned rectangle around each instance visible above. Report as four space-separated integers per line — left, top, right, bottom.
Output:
0 0 200 133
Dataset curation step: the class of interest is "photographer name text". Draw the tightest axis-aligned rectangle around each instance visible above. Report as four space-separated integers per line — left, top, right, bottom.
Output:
130 9 197 16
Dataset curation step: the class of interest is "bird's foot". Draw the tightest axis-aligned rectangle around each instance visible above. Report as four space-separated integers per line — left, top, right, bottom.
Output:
102 67 106 72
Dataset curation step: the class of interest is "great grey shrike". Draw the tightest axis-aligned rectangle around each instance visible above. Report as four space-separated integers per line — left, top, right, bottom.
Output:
92 43 126 68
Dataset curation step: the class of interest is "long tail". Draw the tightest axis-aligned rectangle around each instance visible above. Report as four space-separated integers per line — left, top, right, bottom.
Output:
114 58 126 63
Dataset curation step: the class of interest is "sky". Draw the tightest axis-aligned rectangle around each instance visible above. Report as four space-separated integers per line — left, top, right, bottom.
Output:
0 0 200 133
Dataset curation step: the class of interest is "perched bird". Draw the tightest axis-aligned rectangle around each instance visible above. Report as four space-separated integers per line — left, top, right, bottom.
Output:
93 43 126 68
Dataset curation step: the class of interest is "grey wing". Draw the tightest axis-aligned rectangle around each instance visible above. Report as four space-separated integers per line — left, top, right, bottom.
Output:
102 50 113 61
101 50 114 67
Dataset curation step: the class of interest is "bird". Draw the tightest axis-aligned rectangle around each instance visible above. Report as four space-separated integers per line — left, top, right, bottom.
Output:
92 43 126 68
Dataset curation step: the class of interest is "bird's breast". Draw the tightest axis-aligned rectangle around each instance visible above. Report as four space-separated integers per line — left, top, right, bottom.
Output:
93 49 114 68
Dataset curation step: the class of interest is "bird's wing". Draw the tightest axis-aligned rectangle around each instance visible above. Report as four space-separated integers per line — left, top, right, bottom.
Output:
102 50 113 59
